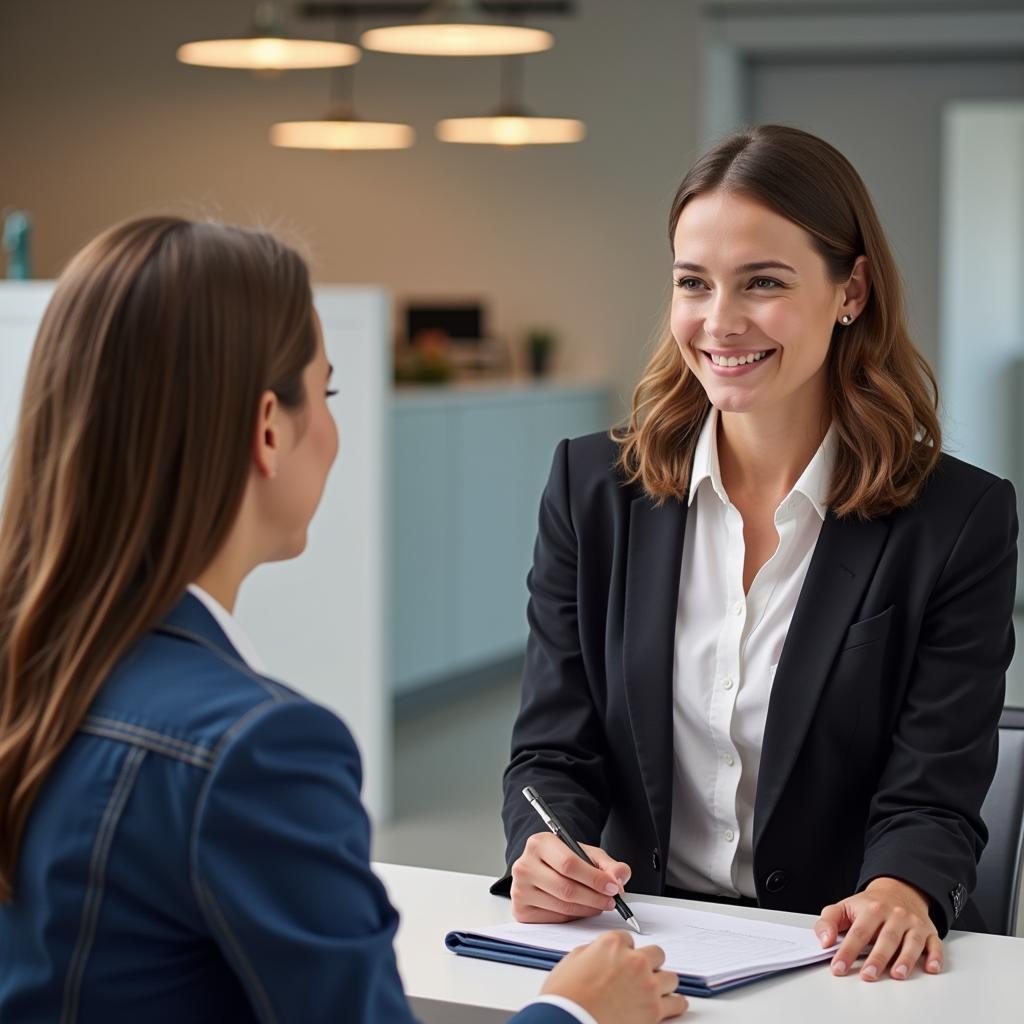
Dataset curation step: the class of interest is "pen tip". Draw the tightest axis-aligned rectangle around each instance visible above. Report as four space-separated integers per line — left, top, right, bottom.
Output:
629 917 642 935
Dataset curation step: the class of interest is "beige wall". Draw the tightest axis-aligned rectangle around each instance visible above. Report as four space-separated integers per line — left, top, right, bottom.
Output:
0 0 700 410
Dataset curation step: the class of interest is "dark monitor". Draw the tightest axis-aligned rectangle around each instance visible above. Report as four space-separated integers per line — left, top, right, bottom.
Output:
406 303 484 344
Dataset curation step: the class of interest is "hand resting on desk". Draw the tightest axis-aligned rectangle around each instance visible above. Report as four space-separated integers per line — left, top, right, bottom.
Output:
814 876 943 982
511 832 632 923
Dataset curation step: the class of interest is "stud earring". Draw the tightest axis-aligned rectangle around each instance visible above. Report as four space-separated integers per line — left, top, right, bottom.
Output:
840 314 853 325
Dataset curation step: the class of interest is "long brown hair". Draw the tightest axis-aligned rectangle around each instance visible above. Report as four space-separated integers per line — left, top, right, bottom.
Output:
0 216 317 901
614 124 941 517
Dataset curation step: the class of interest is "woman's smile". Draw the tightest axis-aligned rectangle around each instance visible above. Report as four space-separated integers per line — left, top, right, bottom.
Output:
700 347 777 375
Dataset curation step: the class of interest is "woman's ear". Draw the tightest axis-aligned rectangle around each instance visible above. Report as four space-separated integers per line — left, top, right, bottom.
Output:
839 255 872 322
252 389 280 480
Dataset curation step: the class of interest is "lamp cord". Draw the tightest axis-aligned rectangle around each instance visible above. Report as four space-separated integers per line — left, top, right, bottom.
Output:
330 14 356 114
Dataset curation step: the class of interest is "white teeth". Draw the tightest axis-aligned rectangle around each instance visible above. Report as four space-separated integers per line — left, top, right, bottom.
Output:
709 350 770 367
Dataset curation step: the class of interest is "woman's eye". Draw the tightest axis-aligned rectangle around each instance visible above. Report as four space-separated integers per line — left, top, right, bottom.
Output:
674 277 705 290
752 277 782 289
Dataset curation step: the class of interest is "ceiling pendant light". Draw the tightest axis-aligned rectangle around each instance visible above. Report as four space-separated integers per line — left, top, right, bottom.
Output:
436 53 584 146
177 2 360 72
270 26 414 150
271 114 415 150
360 0 552 57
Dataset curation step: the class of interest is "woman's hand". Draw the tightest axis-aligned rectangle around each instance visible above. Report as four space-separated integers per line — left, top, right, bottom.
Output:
511 831 632 923
542 931 687 1022
814 877 943 981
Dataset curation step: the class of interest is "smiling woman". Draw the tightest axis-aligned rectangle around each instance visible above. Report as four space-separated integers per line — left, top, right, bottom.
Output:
496 125 1018 990
618 125 940 519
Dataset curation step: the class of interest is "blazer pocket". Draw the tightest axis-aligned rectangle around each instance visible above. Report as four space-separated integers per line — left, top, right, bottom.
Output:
840 604 895 652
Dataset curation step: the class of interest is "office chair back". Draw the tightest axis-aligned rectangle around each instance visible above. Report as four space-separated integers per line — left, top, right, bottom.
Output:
974 706 1024 936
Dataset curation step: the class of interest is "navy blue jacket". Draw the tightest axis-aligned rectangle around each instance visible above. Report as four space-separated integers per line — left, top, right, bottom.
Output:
0 594 572 1024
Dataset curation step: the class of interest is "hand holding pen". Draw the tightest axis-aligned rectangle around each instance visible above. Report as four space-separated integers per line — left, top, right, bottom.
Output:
512 786 642 934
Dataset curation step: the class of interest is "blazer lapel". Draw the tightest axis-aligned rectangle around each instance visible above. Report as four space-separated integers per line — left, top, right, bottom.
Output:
622 492 688 856
753 510 891 847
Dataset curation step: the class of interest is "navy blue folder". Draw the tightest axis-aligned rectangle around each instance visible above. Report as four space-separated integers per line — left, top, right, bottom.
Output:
444 929 808 997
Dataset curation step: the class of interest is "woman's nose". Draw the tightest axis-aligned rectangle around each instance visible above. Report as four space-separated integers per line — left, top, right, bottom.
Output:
703 296 747 341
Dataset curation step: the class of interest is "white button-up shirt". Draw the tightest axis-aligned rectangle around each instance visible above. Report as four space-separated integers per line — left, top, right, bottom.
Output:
667 410 835 898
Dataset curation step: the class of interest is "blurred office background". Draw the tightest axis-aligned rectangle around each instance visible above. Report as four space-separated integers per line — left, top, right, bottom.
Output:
2 0 1023 907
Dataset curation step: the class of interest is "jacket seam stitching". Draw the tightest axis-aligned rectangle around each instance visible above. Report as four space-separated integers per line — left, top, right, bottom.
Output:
81 715 214 764
59 745 146 1024
194 878 280 1024
189 701 283 1024
79 718 213 769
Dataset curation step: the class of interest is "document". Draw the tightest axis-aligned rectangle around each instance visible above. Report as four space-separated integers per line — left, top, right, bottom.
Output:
446 900 839 996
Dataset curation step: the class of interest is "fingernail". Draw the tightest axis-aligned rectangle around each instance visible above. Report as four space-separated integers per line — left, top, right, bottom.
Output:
617 869 630 884
927 960 941 973
606 899 615 910
893 965 908 979
817 931 830 947
832 960 847 975
861 965 878 981
604 883 619 895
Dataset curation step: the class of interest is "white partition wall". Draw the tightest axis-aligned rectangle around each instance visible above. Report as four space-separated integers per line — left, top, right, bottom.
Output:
0 282 393 821
0 283 52 471
237 287 392 820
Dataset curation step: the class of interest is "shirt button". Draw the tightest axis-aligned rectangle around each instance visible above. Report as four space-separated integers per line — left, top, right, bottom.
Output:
721 677 734 691
724 829 735 842
723 754 735 766
732 601 743 615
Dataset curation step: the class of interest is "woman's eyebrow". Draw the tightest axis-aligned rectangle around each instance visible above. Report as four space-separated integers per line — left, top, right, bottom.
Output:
672 260 798 274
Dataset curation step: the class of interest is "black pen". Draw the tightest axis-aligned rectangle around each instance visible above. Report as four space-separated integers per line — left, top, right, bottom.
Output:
522 785 642 934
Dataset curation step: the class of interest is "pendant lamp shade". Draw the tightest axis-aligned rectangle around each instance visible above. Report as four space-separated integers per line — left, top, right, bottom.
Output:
436 54 584 147
360 0 552 57
271 108 414 150
436 113 583 145
177 37 361 71
177 2 360 71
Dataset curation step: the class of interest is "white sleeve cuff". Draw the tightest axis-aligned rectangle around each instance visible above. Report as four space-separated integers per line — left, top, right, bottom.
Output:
526 994 600 1024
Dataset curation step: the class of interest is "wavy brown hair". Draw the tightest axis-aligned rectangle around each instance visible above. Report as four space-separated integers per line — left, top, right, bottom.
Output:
614 124 941 517
0 216 317 902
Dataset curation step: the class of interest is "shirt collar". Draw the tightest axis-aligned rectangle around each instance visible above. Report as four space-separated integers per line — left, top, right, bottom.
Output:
687 407 836 522
186 583 269 674
789 427 836 521
687 408 727 508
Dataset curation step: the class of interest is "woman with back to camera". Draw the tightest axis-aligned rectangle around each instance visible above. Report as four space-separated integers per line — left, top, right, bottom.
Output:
497 125 1018 983
0 217 687 1023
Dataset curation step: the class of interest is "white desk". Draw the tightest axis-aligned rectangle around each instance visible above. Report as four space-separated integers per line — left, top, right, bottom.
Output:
375 862 1023 1024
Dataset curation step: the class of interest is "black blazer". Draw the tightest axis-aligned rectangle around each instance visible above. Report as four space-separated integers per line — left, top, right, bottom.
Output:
494 432 1018 936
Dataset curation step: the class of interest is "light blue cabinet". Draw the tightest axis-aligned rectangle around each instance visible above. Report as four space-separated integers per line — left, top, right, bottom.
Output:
390 383 609 695
389 408 455 687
